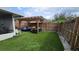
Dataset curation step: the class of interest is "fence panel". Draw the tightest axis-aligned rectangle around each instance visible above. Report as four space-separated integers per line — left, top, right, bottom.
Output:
42 23 58 32
58 17 79 50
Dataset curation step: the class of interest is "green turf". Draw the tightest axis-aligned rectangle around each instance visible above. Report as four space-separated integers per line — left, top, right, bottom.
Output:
0 32 64 51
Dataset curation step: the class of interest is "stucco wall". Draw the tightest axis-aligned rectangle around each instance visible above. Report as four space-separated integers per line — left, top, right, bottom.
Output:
0 14 16 41
0 15 13 32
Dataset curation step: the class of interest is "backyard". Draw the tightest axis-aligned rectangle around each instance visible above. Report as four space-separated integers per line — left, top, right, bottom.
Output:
0 32 64 51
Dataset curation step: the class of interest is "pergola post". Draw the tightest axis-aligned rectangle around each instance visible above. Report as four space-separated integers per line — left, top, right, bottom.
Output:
37 20 39 32
19 20 21 29
41 20 43 32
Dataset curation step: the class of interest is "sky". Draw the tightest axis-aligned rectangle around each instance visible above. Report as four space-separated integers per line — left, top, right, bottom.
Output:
1 7 79 20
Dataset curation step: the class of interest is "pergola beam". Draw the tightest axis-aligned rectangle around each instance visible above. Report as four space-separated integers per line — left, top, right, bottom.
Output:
16 16 45 32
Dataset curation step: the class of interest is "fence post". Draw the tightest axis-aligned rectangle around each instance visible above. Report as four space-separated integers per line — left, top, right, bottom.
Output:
70 17 79 49
73 18 79 49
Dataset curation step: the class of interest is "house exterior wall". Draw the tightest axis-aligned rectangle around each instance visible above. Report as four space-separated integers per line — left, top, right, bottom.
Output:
15 20 28 28
20 21 28 28
0 15 16 41
0 15 13 31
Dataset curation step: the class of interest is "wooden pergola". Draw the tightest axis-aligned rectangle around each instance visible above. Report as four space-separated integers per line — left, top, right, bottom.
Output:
16 16 45 32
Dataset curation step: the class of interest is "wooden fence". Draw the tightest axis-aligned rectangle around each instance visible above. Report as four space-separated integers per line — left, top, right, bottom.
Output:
58 17 79 50
42 22 58 32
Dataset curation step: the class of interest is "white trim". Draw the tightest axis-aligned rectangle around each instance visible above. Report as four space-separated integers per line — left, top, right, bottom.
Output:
12 16 16 36
0 32 15 41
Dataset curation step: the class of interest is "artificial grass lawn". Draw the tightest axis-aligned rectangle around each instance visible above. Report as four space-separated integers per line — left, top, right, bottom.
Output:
0 32 64 51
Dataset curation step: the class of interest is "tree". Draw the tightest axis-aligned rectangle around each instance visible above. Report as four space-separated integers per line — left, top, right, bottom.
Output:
53 13 66 22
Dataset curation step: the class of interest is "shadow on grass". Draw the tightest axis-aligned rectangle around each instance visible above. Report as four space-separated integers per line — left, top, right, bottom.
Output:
39 32 64 51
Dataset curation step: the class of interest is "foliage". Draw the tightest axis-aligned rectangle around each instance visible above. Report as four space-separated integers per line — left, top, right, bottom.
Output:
54 13 65 20
52 12 77 23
